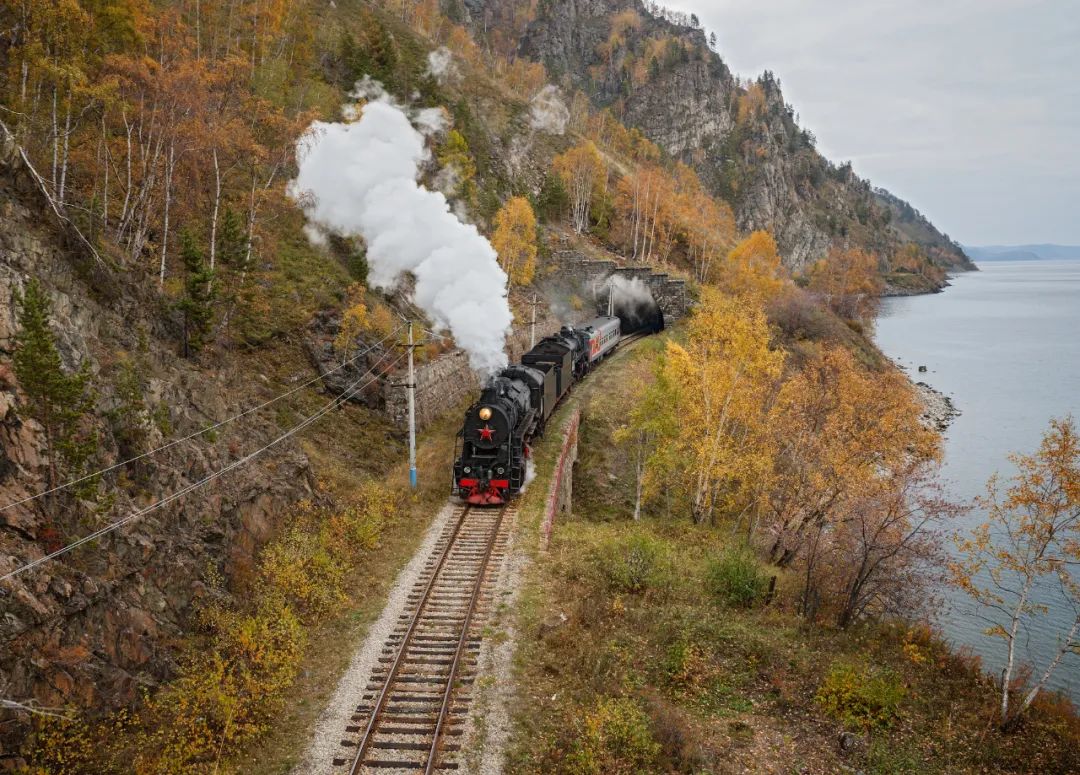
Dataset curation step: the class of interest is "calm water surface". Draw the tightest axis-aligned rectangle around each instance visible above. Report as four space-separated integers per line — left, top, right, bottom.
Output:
875 260 1080 698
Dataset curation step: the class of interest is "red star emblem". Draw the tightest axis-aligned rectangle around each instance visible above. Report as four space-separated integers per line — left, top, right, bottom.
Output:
478 425 495 441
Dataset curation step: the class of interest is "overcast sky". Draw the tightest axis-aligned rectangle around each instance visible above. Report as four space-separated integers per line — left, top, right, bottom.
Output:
662 0 1080 246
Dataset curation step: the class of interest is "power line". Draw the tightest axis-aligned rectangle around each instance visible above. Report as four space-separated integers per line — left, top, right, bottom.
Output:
0 325 405 515
0 350 407 585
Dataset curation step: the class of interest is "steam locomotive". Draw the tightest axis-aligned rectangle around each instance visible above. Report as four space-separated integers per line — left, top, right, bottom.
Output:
453 316 622 505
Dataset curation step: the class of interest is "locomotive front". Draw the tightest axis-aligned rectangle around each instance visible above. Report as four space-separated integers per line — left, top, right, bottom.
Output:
454 375 533 505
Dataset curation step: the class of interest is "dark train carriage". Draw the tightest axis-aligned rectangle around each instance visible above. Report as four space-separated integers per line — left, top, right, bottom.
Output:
521 328 579 400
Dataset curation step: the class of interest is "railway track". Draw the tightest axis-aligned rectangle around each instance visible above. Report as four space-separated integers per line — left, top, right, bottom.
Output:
334 503 513 774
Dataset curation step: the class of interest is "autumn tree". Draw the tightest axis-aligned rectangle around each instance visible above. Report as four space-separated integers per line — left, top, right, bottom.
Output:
491 196 537 286
764 346 938 569
721 230 786 301
806 246 884 324
437 129 478 204
639 289 784 524
552 141 606 234
891 242 946 285
13 279 97 508
812 457 957 626
334 283 370 364
952 417 1080 729
614 357 676 521
614 165 673 262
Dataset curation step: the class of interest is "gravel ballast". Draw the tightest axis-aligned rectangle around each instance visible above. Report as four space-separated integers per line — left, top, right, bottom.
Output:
290 501 458 775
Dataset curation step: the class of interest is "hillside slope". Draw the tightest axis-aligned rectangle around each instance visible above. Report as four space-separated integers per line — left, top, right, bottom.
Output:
483 0 974 279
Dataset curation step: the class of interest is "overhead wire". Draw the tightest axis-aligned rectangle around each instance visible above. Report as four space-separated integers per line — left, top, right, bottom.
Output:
0 349 407 584
0 324 405 515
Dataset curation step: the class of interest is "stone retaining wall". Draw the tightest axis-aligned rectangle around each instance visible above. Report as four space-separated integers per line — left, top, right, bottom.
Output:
383 349 480 432
542 410 580 548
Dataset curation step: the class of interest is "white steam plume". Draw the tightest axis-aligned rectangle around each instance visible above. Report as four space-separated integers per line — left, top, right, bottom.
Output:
529 85 570 135
426 47 458 83
605 275 655 306
289 89 512 375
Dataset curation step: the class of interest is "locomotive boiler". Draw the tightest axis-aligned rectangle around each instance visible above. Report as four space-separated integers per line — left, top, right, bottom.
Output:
453 316 622 505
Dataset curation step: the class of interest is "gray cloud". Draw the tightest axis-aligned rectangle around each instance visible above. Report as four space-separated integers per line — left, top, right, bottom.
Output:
666 0 1080 244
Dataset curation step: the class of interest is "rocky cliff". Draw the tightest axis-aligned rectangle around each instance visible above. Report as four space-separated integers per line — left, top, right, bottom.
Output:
0 144 319 747
498 0 974 275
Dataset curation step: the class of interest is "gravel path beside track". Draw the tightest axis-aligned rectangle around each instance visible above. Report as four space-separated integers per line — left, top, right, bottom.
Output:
291 501 457 775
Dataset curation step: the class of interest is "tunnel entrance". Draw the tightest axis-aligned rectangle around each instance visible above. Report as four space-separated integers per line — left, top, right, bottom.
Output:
598 275 665 335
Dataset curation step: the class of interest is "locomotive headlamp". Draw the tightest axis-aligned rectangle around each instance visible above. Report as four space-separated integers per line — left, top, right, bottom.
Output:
479 407 493 421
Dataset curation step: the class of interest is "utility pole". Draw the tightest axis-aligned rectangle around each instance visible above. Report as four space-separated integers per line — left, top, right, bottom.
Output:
529 293 539 348
406 321 417 489
608 283 614 317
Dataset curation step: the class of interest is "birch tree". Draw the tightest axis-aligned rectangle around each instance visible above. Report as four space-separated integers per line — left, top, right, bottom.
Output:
641 289 784 525
952 417 1080 729
553 141 605 234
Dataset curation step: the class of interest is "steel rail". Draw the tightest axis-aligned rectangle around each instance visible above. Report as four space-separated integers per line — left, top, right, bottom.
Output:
422 503 509 774
347 504 472 775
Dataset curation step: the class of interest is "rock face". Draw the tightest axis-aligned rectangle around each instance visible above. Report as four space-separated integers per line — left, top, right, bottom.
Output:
0 145 316 748
507 0 974 276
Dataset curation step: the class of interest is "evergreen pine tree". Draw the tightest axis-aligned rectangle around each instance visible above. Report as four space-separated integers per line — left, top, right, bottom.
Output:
216 207 246 269
13 278 97 505
177 230 216 355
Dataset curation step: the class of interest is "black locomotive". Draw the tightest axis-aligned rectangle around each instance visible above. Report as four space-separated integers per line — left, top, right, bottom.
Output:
454 316 622 505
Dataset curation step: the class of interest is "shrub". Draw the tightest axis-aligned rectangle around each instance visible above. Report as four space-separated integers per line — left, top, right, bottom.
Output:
706 546 770 608
23 485 398 771
663 636 706 690
816 660 906 730
595 531 668 595
566 697 662 775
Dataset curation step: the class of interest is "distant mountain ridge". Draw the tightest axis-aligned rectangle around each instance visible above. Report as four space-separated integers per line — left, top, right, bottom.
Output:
965 244 1080 262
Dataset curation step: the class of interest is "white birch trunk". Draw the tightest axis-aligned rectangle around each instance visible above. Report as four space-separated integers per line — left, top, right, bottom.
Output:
159 142 176 288
58 99 72 205
209 147 221 270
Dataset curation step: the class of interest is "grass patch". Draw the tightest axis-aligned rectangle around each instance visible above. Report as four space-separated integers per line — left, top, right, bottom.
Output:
504 330 1080 775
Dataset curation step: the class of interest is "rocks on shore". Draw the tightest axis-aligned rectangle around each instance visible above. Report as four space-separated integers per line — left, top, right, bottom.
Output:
913 380 960 431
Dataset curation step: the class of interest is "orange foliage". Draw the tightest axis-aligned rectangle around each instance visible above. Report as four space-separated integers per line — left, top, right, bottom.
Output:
738 82 767 124
721 231 786 301
806 247 884 324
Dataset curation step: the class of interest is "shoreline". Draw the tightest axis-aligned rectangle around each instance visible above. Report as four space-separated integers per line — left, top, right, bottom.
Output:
888 358 960 431
913 379 960 432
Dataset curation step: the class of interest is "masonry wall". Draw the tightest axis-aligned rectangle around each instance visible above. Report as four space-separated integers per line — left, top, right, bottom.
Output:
549 249 693 322
383 349 480 432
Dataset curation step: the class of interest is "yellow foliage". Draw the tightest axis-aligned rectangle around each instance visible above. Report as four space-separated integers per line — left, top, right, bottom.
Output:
738 82 767 124
367 302 398 341
504 58 546 98
553 141 607 233
491 196 538 286
23 486 399 772
805 247 884 324
334 283 369 363
721 230 786 301
639 288 784 524
765 345 937 566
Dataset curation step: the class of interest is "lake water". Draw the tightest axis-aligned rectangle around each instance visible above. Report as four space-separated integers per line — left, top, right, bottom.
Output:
875 260 1080 699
